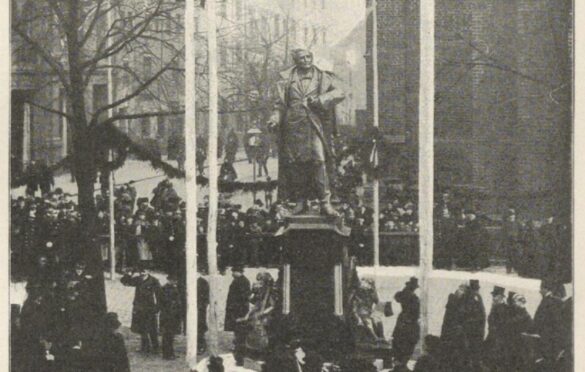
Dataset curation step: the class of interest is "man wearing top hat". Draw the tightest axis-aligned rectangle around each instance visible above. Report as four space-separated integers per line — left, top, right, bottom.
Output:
392 277 420 370
529 277 564 370
225 265 251 365
484 285 508 370
462 279 486 371
268 48 345 216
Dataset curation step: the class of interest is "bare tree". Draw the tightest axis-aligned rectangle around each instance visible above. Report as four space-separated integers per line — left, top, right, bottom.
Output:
12 0 184 312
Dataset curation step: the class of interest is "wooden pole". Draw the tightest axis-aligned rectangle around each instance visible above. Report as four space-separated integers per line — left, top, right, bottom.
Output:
206 0 221 358
372 0 380 267
418 0 435 347
106 1 116 280
184 0 199 368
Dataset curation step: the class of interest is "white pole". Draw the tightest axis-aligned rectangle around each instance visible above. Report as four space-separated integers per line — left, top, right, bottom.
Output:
418 0 435 347
372 0 380 267
106 2 116 280
184 0 199 368
206 0 221 357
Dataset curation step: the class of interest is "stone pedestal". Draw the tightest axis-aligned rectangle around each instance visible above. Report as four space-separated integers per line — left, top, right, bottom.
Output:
274 214 354 359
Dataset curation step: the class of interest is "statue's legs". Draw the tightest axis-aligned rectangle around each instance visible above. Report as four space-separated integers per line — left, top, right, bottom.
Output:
315 161 338 217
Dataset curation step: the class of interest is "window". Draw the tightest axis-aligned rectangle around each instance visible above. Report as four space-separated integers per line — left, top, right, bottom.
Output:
313 26 318 44
118 108 129 133
235 0 242 18
144 56 152 77
304 26 308 44
274 15 280 36
92 84 108 124
290 20 297 42
322 30 327 45
157 116 166 138
220 46 228 67
322 0 326 9
219 1 227 18
142 117 151 138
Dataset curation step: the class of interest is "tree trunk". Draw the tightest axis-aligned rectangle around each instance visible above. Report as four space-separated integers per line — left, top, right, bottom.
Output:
64 0 107 315
69 84 107 315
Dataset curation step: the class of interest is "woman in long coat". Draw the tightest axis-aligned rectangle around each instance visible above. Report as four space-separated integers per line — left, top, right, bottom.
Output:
392 277 420 370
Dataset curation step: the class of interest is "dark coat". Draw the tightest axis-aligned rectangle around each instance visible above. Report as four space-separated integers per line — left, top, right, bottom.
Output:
225 275 251 332
484 302 509 368
160 282 183 335
392 288 420 360
121 274 161 334
413 354 443 372
198 277 210 334
505 306 533 371
272 65 344 201
440 293 468 370
532 294 563 362
99 332 130 372
462 291 486 342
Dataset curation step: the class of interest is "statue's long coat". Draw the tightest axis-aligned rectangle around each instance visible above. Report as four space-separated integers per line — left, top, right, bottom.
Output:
270 66 345 201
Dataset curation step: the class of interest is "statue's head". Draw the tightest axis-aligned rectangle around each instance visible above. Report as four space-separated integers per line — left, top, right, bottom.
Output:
292 48 313 70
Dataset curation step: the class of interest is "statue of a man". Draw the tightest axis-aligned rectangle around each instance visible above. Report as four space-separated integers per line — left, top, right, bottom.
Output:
268 49 345 216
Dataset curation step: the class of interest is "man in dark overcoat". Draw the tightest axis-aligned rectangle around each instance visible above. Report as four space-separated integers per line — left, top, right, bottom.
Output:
501 209 521 274
462 279 486 371
197 275 210 354
121 267 161 353
160 274 183 359
530 278 564 370
268 48 345 216
225 265 251 365
392 277 420 371
440 284 469 370
483 286 508 370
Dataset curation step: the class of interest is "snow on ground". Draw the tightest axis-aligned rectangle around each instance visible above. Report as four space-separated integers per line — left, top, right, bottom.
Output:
10 151 278 211
11 265 540 371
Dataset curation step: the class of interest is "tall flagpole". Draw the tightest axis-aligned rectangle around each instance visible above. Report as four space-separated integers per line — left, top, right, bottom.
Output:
205 0 221 358
418 0 435 347
106 1 116 280
184 0 199 368
372 0 380 267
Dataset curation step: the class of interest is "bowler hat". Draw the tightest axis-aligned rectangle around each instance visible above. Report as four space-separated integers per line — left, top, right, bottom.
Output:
470 279 480 291
491 286 505 296
405 277 419 289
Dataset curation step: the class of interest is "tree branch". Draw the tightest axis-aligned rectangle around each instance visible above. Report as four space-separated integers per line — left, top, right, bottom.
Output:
12 24 70 90
91 48 184 123
27 100 72 120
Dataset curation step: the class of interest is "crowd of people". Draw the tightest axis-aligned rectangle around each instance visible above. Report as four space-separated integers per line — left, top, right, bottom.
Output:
11 176 571 287
434 193 571 281
215 267 572 372
11 261 130 371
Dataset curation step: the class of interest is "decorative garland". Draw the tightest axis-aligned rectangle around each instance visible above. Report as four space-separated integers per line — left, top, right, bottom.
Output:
196 176 278 193
11 123 381 192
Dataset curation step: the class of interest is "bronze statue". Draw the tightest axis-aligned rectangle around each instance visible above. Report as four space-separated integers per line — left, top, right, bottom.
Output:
268 49 345 216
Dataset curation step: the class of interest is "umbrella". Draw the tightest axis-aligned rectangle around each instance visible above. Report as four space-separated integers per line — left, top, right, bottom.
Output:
247 128 262 135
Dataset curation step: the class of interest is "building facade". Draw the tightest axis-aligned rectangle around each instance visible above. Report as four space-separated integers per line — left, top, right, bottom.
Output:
367 0 572 217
